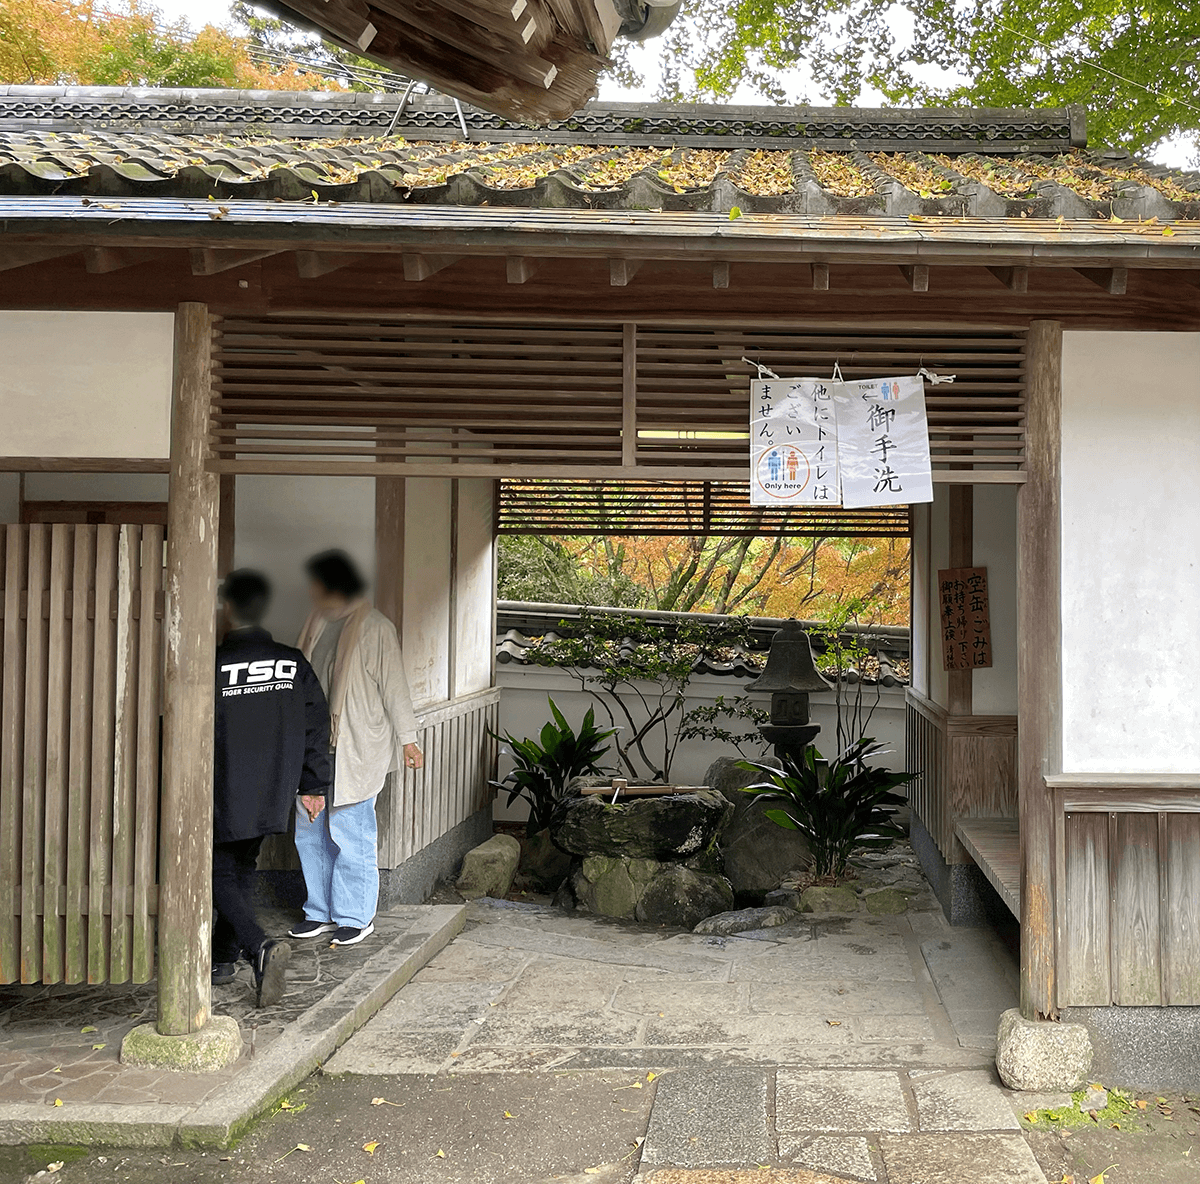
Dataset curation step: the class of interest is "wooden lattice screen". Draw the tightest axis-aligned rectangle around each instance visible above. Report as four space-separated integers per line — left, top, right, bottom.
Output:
209 317 1026 481
498 479 912 536
0 524 163 985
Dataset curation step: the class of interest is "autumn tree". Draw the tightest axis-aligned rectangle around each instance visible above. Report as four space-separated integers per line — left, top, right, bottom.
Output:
0 0 340 89
640 0 1200 158
497 532 910 626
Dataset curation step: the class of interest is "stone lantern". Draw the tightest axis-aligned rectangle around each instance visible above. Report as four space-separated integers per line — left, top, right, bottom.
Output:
745 619 832 761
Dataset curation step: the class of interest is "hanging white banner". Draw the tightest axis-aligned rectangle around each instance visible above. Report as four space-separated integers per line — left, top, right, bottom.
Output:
749 378 841 506
832 375 934 509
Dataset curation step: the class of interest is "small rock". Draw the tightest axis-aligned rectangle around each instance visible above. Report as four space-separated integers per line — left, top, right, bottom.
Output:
799 885 859 914
865 888 910 915
764 887 803 911
693 905 796 936
1081 1084 1108 1111
455 833 521 901
995 1007 1094 1092
635 865 734 929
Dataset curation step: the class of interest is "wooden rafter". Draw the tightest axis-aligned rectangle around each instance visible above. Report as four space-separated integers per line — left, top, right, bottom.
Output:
84 247 163 274
988 265 1029 293
1074 266 1128 295
506 256 541 284
0 246 79 272
403 253 462 281
295 251 364 278
610 258 642 286
900 263 930 292
190 248 280 276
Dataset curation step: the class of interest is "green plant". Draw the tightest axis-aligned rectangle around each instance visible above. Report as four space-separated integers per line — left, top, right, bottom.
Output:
489 698 615 835
526 607 757 782
739 738 915 879
680 694 769 757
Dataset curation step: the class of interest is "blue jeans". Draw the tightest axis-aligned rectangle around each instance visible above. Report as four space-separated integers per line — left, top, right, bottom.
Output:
294 795 379 929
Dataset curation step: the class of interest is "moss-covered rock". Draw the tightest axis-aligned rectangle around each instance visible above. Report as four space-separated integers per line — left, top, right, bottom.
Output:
120 1016 242 1073
799 885 859 914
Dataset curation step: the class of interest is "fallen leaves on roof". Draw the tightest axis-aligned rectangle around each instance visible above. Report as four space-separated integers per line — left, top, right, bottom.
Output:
808 150 875 198
729 149 794 196
930 153 1039 198
869 152 956 199
576 148 668 189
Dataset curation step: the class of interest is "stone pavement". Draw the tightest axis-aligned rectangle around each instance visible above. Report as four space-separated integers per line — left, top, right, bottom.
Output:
319 895 1047 1182
0 905 464 1147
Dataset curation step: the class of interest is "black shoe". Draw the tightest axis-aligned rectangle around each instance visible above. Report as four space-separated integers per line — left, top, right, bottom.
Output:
211 962 237 985
329 922 374 947
288 919 337 939
254 939 291 1007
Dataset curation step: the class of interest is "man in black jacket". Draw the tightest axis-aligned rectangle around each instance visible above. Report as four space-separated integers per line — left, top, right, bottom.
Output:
214 570 331 1006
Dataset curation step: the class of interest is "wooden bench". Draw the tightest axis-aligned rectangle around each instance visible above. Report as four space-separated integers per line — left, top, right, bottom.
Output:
954 818 1020 917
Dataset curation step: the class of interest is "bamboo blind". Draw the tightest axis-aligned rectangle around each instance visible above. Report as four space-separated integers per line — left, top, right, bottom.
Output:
210 316 1026 480
498 479 912 536
0 524 163 985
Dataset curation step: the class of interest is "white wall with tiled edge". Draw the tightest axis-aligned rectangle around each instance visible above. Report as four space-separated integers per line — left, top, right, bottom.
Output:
1060 331 1200 773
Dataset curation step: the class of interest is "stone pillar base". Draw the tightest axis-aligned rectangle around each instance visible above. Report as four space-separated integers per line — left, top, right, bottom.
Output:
996 1007 1093 1091
120 1016 242 1073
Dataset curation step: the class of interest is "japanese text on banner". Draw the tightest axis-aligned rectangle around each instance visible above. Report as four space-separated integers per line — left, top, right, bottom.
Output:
832 375 933 509
749 378 840 506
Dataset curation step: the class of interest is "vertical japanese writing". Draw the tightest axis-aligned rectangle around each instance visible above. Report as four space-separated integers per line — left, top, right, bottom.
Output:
937 566 993 671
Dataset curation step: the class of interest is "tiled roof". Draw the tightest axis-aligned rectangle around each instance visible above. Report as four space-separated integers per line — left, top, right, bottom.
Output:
0 88 1196 222
3 87 1197 220
495 602 910 686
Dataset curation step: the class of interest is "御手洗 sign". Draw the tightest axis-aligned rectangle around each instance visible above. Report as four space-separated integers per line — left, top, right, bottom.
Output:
749 378 840 506
832 375 934 509
938 566 993 671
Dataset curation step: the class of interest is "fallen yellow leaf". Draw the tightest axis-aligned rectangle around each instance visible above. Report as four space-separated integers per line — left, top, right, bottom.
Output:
92 1044 106 1051
436 1149 446 1158
826 1020 842 1027
646 1072 657 1082
363 1141 380 1154
53 1098 63 1107
46 1163 64 1174
81 1026 97 1034
503 1111 514 1119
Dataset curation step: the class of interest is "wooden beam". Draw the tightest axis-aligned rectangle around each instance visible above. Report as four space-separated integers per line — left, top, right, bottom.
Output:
83 247 163 274
295 250 364 279
1017 318 1063 1021
900 264 930 292
506 256 541 284
812 263 830 291
157 302 219 1037
712 262 730 289
0 246 79 272
621 322 637 467
268 0 376 48
610 259 643 287
987 265 1029 293
190 248 279 276
947 484 973 716
402 254 462 282
217 474 236 578
1074 267 1128 294
375 469 405 630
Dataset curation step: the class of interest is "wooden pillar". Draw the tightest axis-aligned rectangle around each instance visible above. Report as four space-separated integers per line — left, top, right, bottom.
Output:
947 484 973 716
1017 320 1063 1021
375 475 405 629
157 303 219 1036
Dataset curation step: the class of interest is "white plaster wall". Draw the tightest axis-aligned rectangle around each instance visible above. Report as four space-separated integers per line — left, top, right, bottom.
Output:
1061 331 1200 773
403 478 452 706
234 475 376 644
453 478 495 697
972 484 1018 715
0 312 173 458
492 666 907 822
22 473 169 502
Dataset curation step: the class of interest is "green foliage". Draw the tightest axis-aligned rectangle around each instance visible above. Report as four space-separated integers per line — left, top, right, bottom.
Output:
740 737 914 878
680 694 768 756
527 607 756 782
489 697 615 834
646 0 1200 157
497 535 641 608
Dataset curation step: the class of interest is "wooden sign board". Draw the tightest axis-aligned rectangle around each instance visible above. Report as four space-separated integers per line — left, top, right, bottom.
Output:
938 566 993 671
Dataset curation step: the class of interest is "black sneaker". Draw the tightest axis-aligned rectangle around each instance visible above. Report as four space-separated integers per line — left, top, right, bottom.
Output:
288 919 337 939
330 922 374 947
254 939 291 1007
211 962 237 985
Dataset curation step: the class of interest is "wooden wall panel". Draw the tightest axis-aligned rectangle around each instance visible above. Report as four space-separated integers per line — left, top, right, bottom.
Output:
1061 811 1111 1006
1162 814 1200 1004
1111 812 1162 1005
0 524 164 985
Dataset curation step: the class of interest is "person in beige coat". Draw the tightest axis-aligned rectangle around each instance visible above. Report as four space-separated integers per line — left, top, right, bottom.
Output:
288 551 423 947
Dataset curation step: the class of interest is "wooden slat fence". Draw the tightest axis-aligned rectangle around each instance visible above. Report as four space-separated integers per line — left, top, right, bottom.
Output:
0 524 163 985
377 687 500 868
